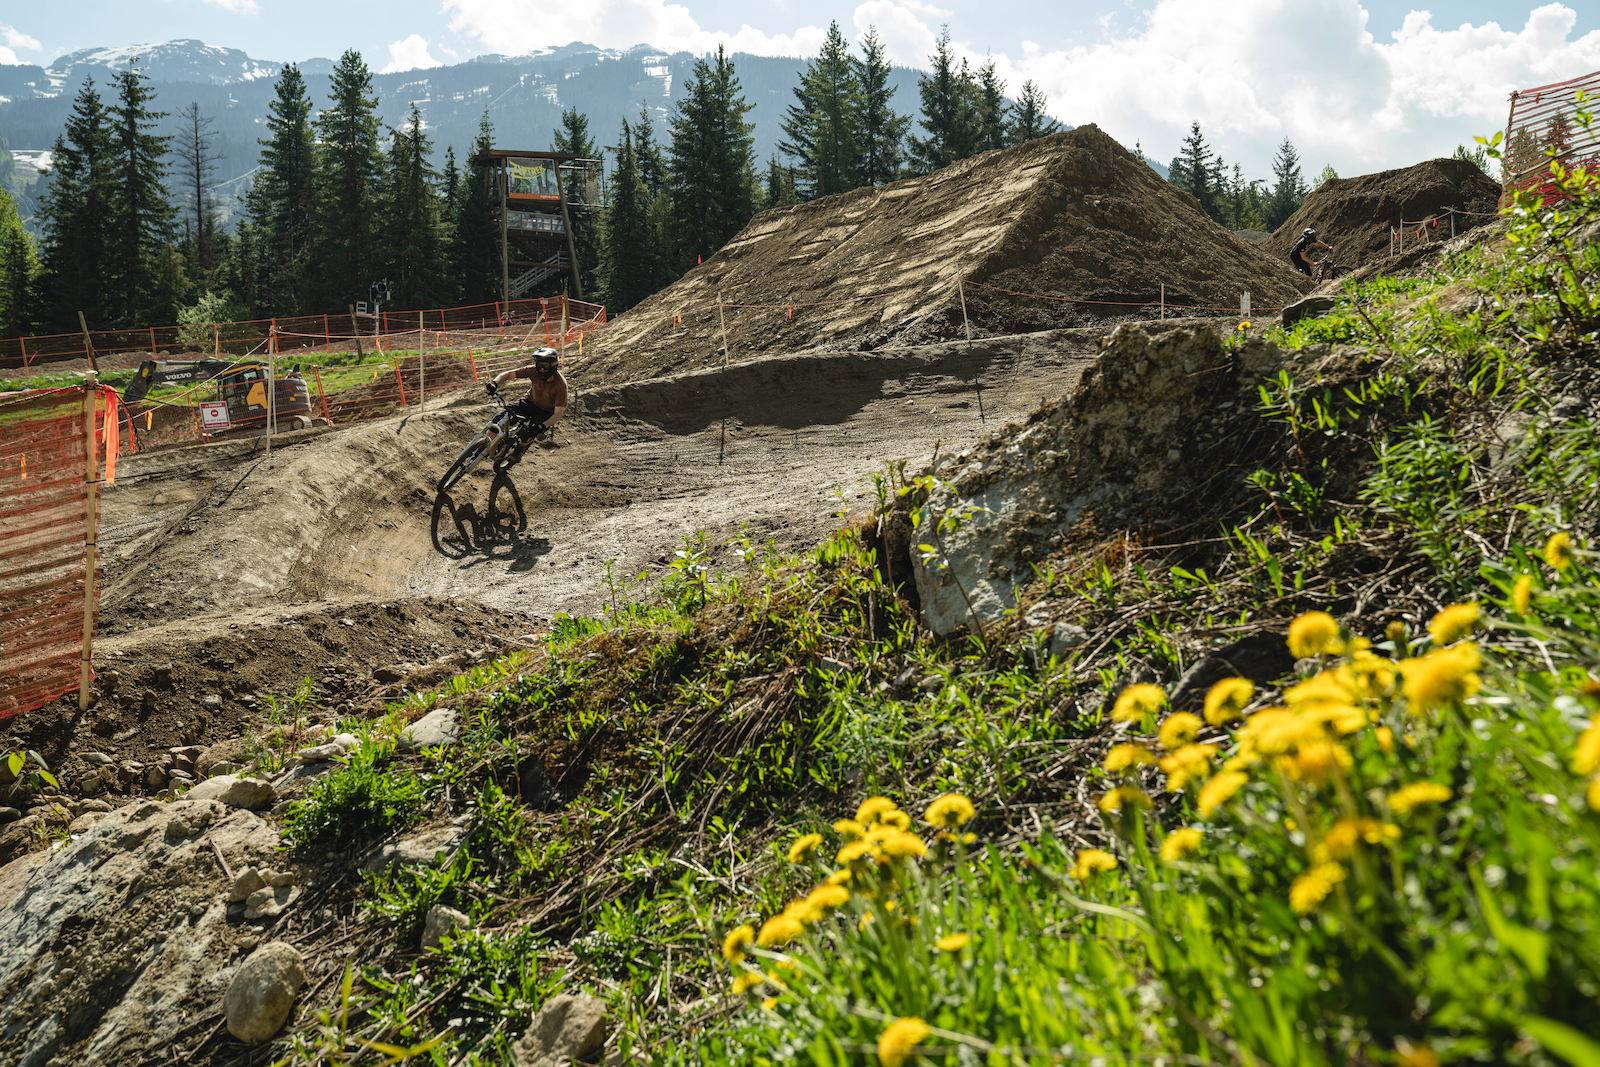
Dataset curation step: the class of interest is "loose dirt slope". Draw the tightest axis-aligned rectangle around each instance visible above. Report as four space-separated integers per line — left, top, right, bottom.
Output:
576 125 1305 386
1268 157 1500 266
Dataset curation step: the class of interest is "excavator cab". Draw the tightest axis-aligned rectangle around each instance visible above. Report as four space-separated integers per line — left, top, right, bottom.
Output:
122 359 316 438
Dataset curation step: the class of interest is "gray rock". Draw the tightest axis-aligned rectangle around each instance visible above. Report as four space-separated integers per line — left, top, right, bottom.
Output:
229 867 268 903
223 941 305 1044
242 886 295 921
187 775 277 810
68 812 110 834
398 709 461 753
0 807 19 823
817 656 851 677
421 904 471 950
79 799 113 813
360 822 467 874
1048 622 1089 660
1022 600 1054 628
1282 295 1337 328
513 994 609 1067
81 752 115 766
296 732 357 762
201 694 224 709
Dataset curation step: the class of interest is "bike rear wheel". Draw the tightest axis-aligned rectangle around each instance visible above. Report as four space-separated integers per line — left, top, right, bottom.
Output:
438 435 491 492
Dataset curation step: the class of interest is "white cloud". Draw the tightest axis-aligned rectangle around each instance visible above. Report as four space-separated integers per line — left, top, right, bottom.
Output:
443 0 827 57
1 22 42 63
384 33 445 73
201 0 262 14
875 0 1600 178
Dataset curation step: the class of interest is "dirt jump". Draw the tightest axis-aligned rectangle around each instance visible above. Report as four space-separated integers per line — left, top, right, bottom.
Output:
1267 157 1501 267
574 125 1307 387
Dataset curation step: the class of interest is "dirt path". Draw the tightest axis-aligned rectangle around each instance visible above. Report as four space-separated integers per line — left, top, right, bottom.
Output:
97 329 1102 634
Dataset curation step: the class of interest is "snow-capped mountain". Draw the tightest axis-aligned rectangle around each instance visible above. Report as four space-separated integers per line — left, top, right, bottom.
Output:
45 40 284 86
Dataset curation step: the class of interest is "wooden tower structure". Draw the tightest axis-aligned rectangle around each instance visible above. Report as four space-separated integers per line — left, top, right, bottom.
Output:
470 148 601 301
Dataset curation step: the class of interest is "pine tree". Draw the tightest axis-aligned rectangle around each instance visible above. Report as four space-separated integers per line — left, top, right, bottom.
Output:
635 104 666 197
452 112 499 306
1010 80 1061 144
442 146 460 218
172 102 224 278
552 106 599 295
312 49 383 311
779 22 863 200
1314 164 1339 189
976 58 1008 152
249 64 317 313
853 27 909 186
379 103 450 310
907 28 982 174
37 79 113 329
763 154 799 209
0 183 40 337
1169 121 1221 221
599 120 659 313
106 59 175 325
666 45 758 271
1265 137 1306 230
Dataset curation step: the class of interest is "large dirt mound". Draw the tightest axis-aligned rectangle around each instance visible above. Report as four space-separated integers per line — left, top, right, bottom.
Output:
576 125 1304 386
1267 158 1500 267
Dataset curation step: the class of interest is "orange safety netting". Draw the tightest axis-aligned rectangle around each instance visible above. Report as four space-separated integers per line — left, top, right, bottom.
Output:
1501 68 1600 206
0 385 117 718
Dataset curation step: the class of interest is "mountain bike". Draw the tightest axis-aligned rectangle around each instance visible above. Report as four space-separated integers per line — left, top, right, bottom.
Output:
1309 249 1345 284
437 383 541 492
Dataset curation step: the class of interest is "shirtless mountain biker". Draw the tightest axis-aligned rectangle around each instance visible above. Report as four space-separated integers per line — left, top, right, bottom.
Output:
491 347 568 442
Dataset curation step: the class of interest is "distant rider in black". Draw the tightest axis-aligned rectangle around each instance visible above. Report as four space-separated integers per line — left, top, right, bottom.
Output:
1289 227 1333 277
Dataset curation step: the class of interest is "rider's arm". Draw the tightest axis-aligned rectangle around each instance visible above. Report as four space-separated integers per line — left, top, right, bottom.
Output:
541 405 566 429
493 366 533 387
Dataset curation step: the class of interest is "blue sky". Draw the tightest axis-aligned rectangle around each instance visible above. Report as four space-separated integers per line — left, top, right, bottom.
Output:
4 1 1599 177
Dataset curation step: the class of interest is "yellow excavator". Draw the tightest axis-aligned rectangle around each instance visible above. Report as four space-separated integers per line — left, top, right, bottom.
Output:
122 359 319 437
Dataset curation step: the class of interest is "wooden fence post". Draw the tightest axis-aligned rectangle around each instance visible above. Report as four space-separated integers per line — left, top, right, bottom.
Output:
78 311 98 372
418 311 426 408
79 378 100 712
18 336 27 376
717 290 731 368
957 275 973 351
348 304 364 361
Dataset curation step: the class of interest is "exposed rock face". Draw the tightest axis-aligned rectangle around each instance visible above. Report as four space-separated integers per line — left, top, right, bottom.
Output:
398 708 461 753
913 324 1283 634
0 798 279 1066
223 941 306 1044
513 994 609 1067
421 904 471 950
187 774 278 809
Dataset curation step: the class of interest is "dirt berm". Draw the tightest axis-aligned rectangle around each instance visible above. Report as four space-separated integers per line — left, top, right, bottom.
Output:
575 125 1305 386
1268 157 1500 267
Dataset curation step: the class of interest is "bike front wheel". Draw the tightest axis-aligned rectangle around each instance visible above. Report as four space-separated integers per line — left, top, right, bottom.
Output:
438 435 491 492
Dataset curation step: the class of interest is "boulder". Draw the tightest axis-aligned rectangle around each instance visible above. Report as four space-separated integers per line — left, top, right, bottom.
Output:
421 904 471 950
187 775 277 810
1048 622 1089 661
398 709 461 753
513 994 609 1067
223 941 306 1044
195 738 246 778
1281 295 1337 329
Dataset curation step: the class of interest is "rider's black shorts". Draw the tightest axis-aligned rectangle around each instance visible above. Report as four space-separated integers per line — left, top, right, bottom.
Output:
508 399 554 428
1290 252 1311 276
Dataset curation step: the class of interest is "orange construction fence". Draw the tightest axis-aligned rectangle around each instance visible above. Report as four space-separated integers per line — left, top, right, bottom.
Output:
0 384 119 718
0 296 608 376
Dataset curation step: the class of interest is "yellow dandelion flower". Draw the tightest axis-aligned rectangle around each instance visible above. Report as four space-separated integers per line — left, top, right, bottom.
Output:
880 831 929 860
1544 531 1575 572
1197 771 1249 817
825 868 852 886
1397 644 1482 714
1511 574 1533 616
1158 744 1217 791
834 818 865 839
1160 826 1203 862
1573 719 1600 776
1289 862 1346 913
879 809 912 831
1376 726 1395 754
782 897 822 925
721 924 755 963
1104 743 1157 772
1204 677 1254 725
877 1017 931 1067
1587 777 1600 812
1111 683 1166 723
731 971 763 995
1288 611 1342 659
923 793 976 829
1070 848 1120 881
1239 707 1313 756
856 797 899 825
935 932 970 952
858 912 874 930
757 914 806 947
760 995 779 1010
787 832 824 864
1097 784 1152 812
806 884 850 912
1385 619 1407 648
837 840 875 865
1223 737 1261 772
1428 602 1480 645
1288 738 1351 784
1158 712 1204 750
1387 781 1451 815
864 824 899 846
1396 1045 1441 1067
1313 818 1399 862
